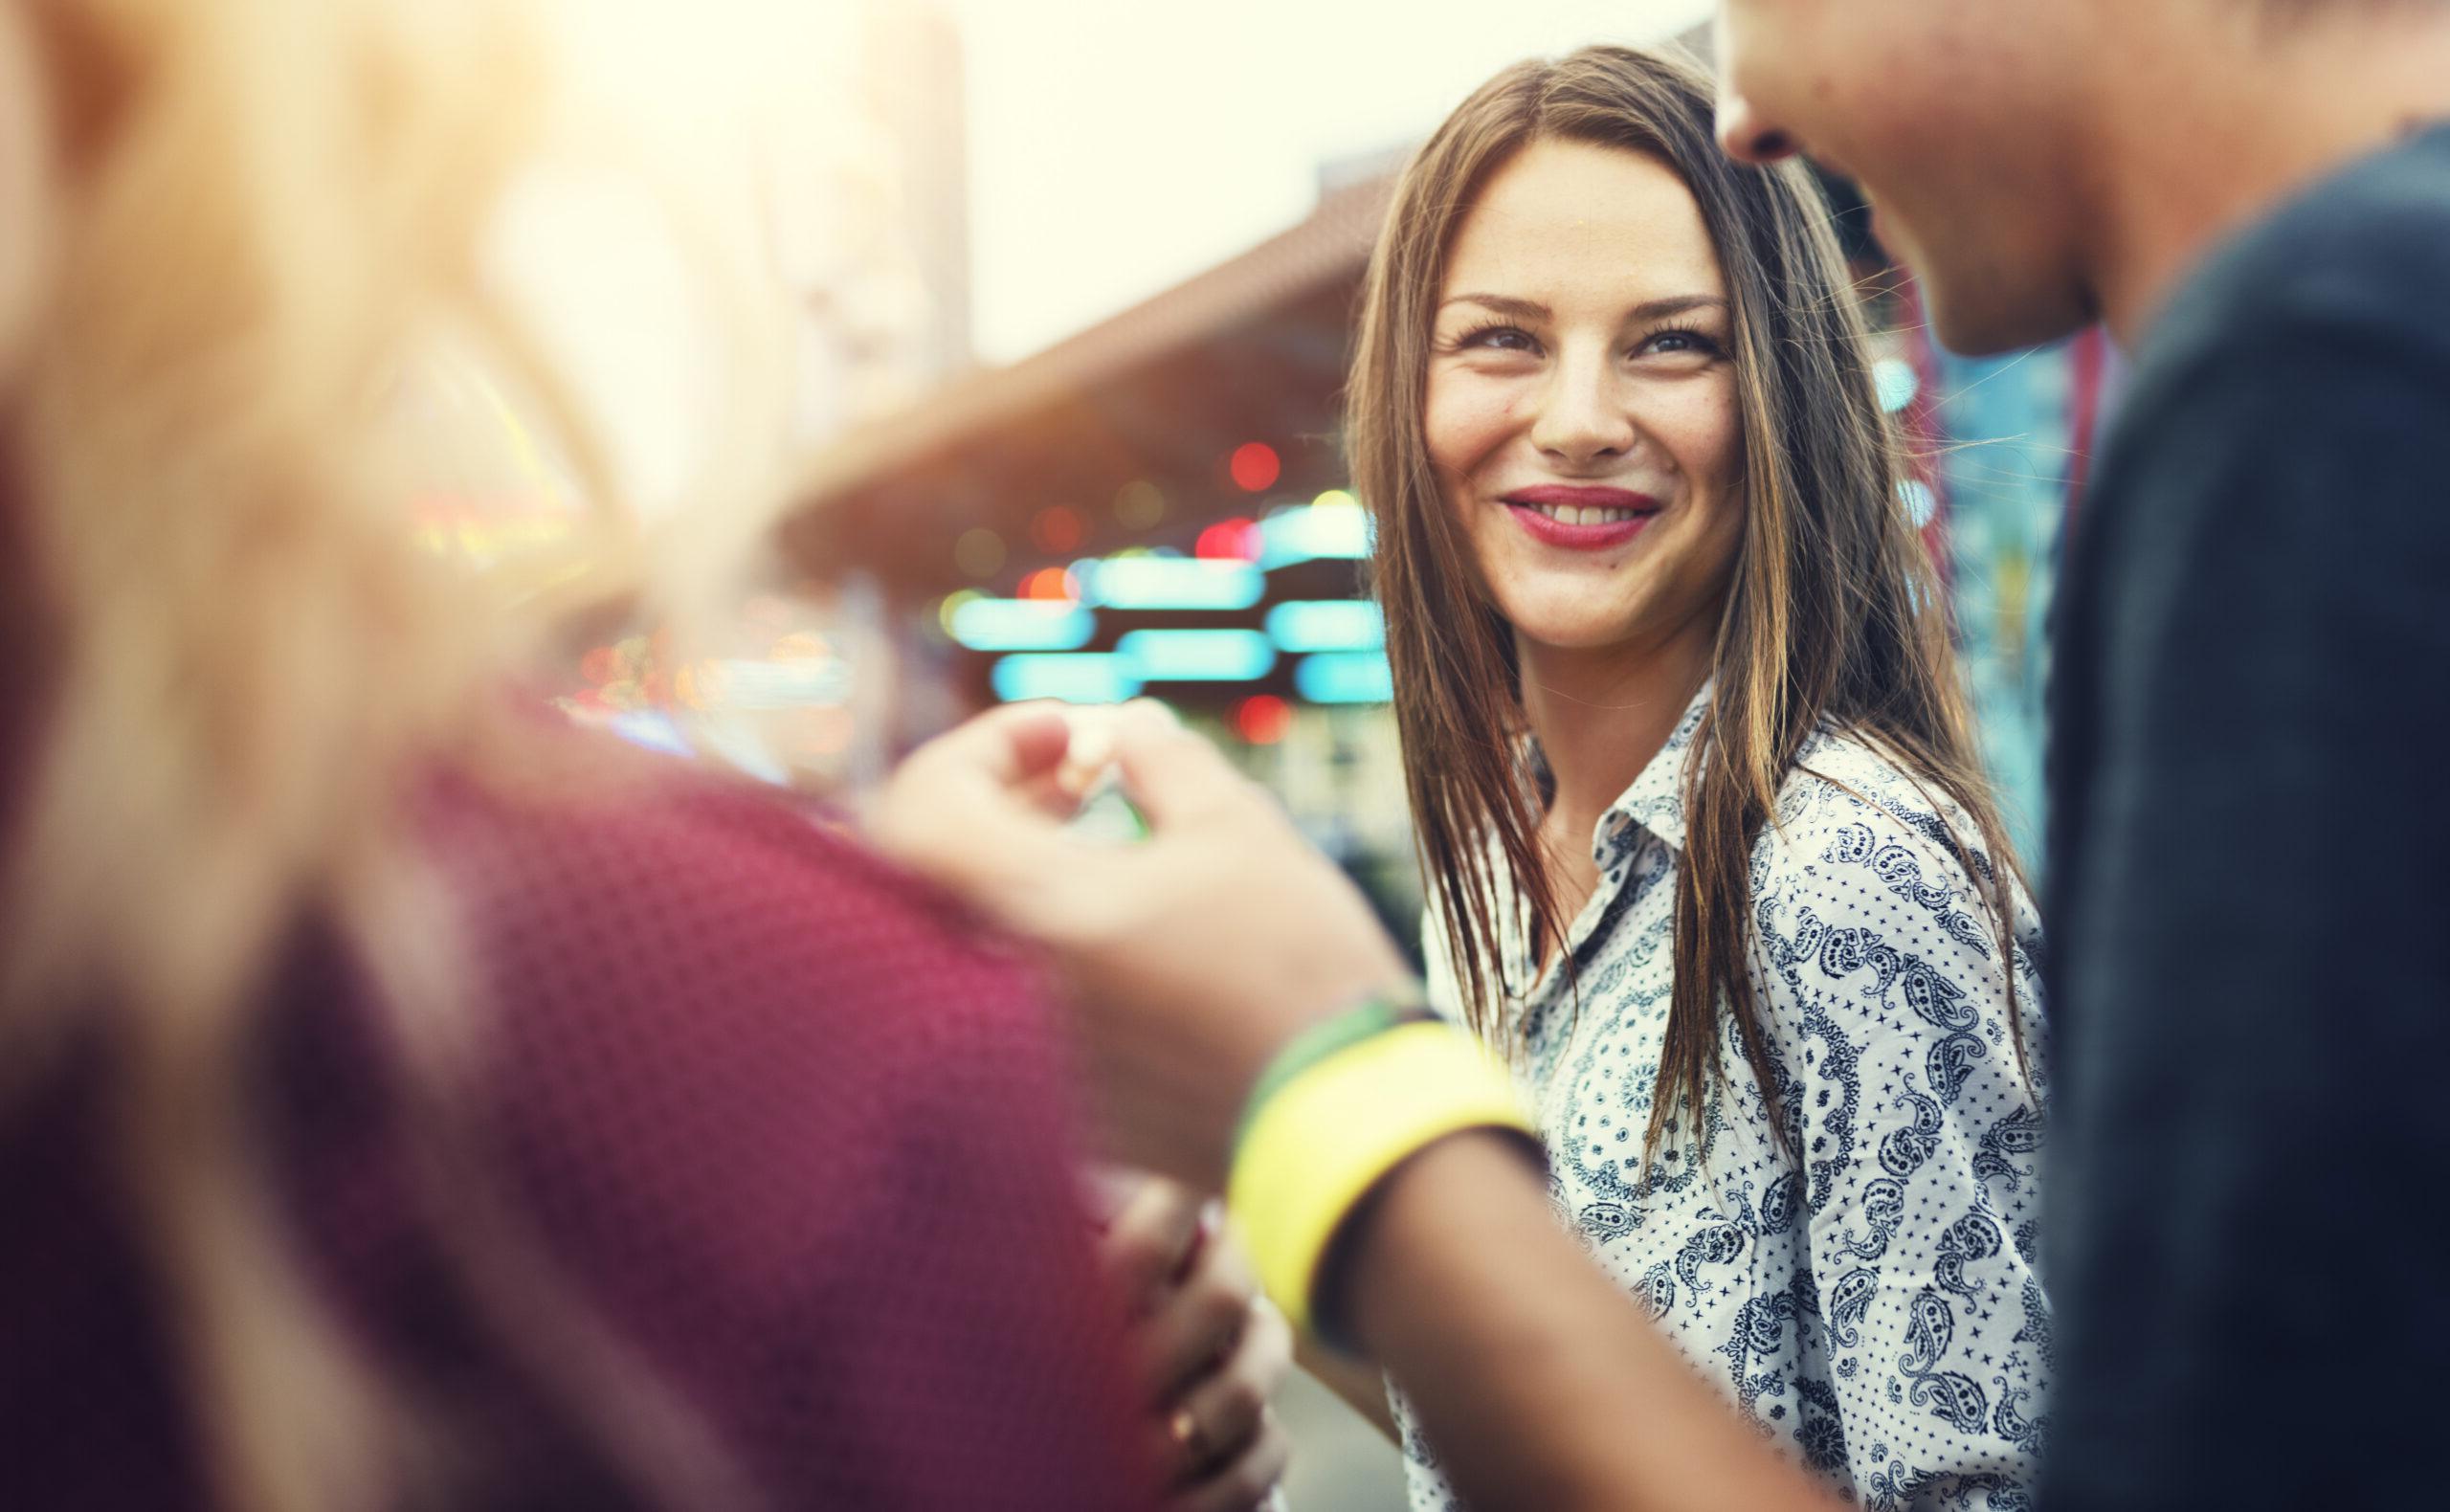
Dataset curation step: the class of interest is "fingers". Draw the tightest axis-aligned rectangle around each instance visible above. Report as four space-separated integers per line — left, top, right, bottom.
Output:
1183 1298 1291 1453
1156 1302 1295 1505
1102 1184 1210 1323
1102 706 1256 833
911 700 1077 791
1136 1230 1260 1402
1050 698 1172 797
1106 1187 1291 1511
1167 1409 1291 1512
874 702 1130 924
873 704 1068 855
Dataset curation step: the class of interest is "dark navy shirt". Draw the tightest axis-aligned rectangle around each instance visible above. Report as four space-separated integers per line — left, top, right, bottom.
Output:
2042 122 2450 1510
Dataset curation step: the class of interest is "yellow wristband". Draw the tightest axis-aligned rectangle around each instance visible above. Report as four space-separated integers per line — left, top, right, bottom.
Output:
1227 1020 1539 1345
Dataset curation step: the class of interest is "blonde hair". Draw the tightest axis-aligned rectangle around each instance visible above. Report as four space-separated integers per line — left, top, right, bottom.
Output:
3 0 784 1506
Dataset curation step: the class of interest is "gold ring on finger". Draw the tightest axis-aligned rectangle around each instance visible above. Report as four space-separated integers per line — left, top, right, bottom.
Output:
1169 1403 1212 1473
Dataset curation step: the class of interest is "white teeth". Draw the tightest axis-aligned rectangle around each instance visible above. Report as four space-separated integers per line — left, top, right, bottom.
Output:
1530 503 1641 525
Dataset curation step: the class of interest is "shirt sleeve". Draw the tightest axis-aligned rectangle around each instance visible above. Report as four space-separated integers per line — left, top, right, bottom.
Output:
2041 286 2450 1509
1750 785 2050 1511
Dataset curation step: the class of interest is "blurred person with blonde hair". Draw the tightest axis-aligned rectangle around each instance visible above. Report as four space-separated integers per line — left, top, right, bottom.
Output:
0 1 1287 1508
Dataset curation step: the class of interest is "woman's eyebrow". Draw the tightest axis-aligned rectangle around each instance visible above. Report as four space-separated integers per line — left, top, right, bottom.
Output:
1437 293 1728 322
1625 294 1728 321
1440 293 1550 320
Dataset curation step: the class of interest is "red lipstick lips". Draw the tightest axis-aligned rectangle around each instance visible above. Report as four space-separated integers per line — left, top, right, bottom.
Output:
1503 485 1661 551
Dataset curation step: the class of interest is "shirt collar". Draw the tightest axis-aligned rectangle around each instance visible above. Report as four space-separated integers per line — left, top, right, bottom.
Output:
1595 681 1711 859
1501 682 1711 997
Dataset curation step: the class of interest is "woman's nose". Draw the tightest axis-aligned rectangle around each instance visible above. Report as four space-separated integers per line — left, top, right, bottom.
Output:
1527 360 1637 466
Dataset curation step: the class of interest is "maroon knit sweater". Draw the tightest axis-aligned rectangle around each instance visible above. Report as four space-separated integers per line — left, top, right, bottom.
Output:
0 758 1157 1510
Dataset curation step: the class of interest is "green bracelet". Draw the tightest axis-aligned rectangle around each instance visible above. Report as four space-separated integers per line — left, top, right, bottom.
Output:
1229 1018 1540 1345
1232 986 1435 1157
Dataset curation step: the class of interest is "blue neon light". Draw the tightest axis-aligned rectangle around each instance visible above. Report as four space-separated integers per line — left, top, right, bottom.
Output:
991 653 1141 704
1875 357 1920 414
1265 600 1385 654
949 597 1096 652
1117 629 1278 682
712 657 852 709
606 709 696 758
1085 558 1263 611
1294 651 1393 704
1899 478 1939 528
1259 503 1373 569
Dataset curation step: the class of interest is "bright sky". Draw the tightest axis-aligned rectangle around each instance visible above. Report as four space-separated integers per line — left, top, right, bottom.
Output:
945 0 1720 364
506 0 1719 501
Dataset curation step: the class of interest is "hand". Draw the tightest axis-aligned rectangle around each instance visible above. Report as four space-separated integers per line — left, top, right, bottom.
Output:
873 701 1413 1190
1102 1180 1294 1512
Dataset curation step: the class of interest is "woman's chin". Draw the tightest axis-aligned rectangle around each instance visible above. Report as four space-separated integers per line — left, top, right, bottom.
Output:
1508 619 1648 658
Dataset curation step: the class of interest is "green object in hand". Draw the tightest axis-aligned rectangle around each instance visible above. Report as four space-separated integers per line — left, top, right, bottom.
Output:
1069 766 1150 843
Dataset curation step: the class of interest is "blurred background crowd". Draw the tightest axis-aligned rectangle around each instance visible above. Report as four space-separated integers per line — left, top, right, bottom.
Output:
436 4 2116 1500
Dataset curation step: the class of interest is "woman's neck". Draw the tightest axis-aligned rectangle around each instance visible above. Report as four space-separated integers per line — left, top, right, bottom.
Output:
1518 632 1712 882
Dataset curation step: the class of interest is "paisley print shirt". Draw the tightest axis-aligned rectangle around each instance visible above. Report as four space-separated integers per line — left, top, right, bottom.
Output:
1393 692 2052 1511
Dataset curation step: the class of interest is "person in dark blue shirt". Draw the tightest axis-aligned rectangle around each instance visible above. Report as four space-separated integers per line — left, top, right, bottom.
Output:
1713 4 2450 1505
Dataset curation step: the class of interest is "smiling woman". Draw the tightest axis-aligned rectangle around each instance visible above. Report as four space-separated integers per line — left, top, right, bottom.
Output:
1348 44 2053 1512
1428 141 1745 673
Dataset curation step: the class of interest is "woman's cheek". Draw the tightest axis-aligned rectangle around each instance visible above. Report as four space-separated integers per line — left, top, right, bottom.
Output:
1423 378 1521 478
1689 380 1748 494
1637 380 1742 485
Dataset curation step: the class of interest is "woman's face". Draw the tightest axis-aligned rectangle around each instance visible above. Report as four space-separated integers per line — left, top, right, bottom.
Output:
1426 138 1745 666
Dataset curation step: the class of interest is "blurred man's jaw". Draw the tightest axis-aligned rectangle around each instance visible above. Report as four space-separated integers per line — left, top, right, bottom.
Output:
1713 0 2101 355
1719 0 2450 351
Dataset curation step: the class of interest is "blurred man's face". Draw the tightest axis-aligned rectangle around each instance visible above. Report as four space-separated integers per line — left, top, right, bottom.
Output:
1714 0 2100 354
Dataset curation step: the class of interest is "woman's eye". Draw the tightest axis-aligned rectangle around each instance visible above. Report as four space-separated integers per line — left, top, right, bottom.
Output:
1451 323 1540 355
1638 328 1721 359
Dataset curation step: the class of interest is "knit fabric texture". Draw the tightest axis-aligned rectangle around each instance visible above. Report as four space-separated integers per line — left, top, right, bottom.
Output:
2 760 1156 1510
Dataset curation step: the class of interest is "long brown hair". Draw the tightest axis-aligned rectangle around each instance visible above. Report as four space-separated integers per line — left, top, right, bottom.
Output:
1352 44 2028 1164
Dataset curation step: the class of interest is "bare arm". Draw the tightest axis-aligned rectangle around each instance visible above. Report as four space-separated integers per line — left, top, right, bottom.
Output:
874 704 1842 1512
1341 1135 1841 1512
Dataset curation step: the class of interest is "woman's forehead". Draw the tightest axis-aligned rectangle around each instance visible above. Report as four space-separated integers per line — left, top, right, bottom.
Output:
1442 142 1724 309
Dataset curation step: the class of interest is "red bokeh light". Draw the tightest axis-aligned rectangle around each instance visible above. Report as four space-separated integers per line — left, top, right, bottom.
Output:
1229 442 1281 494
1019 567 1080 601
579 645 622 687
1234 695 1292 745
1194 517 1261 562
1031 505 1086 554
